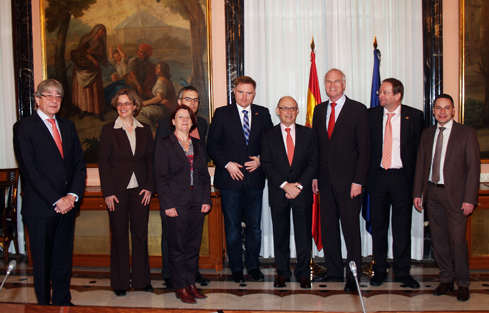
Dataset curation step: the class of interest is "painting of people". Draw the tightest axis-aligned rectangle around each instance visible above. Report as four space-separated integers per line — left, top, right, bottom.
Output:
42 0 210 163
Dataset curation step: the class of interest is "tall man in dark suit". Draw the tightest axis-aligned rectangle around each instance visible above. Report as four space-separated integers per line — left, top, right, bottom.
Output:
312 68 370 292
154 86 209 289
413 94 480 302
261 96 318 289
207 76 273 283
13 79 86 306
367 78 424 288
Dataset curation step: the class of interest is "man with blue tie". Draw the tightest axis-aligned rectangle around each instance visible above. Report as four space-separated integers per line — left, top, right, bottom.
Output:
13 79 86 306
207 76 273 283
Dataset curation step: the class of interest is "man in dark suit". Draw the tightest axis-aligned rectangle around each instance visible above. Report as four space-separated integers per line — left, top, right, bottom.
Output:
367 78 424 288
413 94 480 302
207 76 273 283
312 68 369 292
154 86 209 289
261 96 318 289
13 79 86 306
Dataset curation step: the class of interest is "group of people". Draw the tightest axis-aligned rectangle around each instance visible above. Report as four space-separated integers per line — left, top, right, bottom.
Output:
13 69 480 306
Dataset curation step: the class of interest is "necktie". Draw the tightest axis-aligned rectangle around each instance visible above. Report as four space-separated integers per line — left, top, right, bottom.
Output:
285 128 294 166
243 110 250 145
327 102 337 139
47 118 64 158
431 127 446 184
382 113 395 169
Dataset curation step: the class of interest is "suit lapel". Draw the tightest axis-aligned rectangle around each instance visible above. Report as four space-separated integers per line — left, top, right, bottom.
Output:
332 98 351 139
444 122 460 166
134 126 145 158
230 105 247 145
272 126 290 167
35 113 64 160
248 104 261 145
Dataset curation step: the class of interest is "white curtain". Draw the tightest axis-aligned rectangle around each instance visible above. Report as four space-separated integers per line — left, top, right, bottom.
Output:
245 0 424 260
1 0 26 254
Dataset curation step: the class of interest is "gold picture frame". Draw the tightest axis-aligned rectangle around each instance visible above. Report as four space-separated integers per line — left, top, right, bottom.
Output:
459 0 489 162
40 0 213 164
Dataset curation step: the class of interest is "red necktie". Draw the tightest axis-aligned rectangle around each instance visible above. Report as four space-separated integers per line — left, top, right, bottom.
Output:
47 119 64 158
328 102 337 139
382 113 395 169
285 128 294 166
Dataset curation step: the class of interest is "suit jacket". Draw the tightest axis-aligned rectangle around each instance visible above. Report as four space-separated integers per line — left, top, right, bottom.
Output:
13 113 87 217
413 122 480 209
367 105 424 194
155 133 211 210
98 121 154 197
312 96 370 192
207 103 273 191
154 116 208 161
261 124 318 207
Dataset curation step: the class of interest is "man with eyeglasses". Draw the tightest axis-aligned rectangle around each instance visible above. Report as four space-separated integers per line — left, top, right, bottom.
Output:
261 96 318 289
311 68 369 292
13 79 86 306
367 78 424 289
207 76 273 283
154 85 209 289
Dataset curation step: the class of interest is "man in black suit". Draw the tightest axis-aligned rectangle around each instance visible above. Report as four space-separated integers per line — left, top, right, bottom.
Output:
207 76 273 283
312 68 369 292
261 96 318 289
414 94 480 302
13 79 86 306
367 78 424 288
154 86 209 288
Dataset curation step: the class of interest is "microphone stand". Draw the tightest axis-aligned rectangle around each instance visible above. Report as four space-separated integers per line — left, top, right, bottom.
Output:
349 261 367 313
0 260 17 292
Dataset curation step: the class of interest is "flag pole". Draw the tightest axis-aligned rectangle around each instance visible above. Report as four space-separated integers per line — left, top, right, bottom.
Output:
306 37 327 281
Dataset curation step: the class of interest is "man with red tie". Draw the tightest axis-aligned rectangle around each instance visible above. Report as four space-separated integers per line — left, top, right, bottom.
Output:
261 96 318 289
13 79 86 306
312 69 370 292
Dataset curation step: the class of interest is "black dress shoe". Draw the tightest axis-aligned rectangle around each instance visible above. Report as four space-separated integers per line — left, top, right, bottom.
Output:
394 275 420 289
313 273 344 282
457 287 470 302
232 270 246 283
195 271 210 284
248 268 265 282
370 271 387 287
433 282 454 296
344 278 357 292
165 277 175 291
274 276 287 288
298 277 311 289
114 289 126 297
143 284 154 292
60 301 75 306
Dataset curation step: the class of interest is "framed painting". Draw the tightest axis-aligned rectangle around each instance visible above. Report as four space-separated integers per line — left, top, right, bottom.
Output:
460 0 489 162
41 0 212 164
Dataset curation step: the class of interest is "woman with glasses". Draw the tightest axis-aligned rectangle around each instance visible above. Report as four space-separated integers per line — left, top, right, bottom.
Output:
98 88 154 297
155 104 211 304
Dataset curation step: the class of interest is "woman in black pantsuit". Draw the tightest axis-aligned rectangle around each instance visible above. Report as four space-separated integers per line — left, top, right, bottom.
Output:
99 88 154 296
155 104 211 304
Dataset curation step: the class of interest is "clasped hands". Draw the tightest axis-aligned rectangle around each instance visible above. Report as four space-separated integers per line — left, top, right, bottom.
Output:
54 195 76 214
226 156 260 181
165 204 211 217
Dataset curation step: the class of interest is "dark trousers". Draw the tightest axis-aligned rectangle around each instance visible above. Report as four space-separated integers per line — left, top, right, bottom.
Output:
370 169 412 277
427 183 470 288
220 175 263 273
320 174 362 279
108 187 151 290
162 190 205 289
24 210 75 306
271 204 312 279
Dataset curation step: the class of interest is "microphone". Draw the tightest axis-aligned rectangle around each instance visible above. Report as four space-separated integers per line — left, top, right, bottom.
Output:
0 260 17 292
349 261 366 313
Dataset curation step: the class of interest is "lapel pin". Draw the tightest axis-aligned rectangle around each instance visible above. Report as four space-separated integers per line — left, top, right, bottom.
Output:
405 116 409 119
255 112 259 115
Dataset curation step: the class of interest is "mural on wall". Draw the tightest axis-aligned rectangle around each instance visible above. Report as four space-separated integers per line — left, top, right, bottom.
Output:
461 0 489 160
42 0 210 163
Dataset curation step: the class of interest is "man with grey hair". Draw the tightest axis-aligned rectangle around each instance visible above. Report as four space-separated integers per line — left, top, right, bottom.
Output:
13 79 86 306
312 69 370 292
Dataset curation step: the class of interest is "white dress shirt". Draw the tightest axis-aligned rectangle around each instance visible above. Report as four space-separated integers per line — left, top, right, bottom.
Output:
325 94 346 132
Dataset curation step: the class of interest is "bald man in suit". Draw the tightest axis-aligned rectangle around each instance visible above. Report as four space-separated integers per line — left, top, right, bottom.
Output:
413 94 480 302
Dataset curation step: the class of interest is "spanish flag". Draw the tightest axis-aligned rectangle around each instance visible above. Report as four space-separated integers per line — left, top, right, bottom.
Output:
306 39 322 250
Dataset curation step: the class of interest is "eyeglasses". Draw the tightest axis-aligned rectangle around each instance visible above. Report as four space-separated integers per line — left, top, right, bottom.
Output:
117 102 134 107
180 97 200 104
376 91 394 96
277 107 298 112
41 94 63 102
